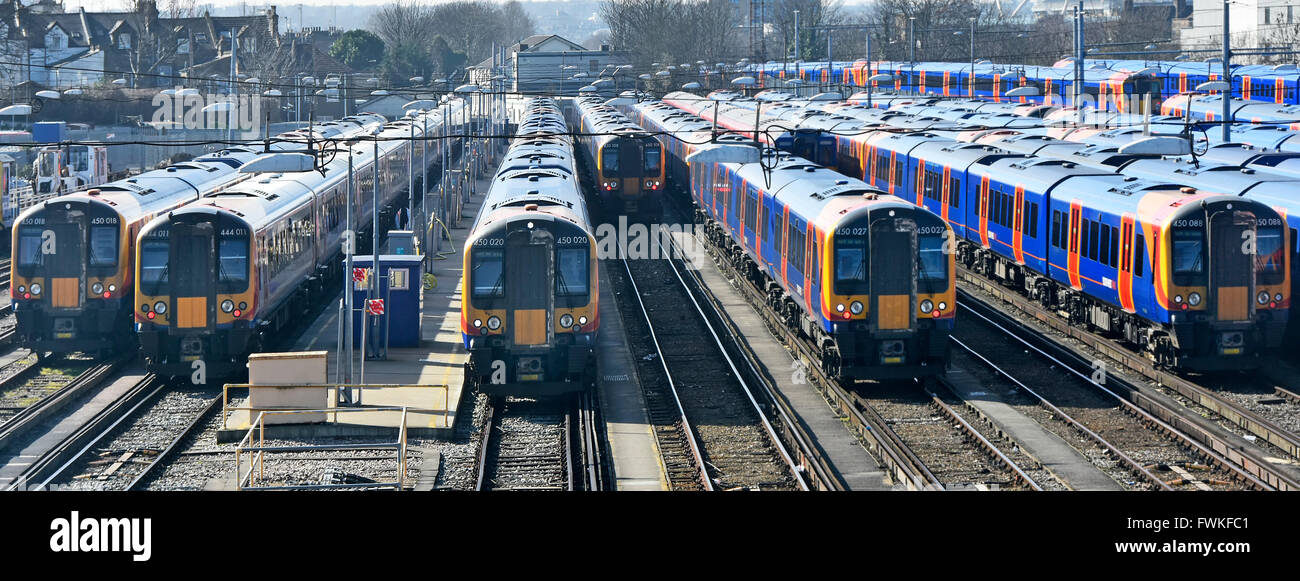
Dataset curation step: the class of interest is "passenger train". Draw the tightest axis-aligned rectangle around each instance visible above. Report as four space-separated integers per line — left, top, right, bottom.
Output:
462 98 598 394
564 95 666 219
10 114 387 355
134 102 465 377
661 91 1290 369
627 99 955 379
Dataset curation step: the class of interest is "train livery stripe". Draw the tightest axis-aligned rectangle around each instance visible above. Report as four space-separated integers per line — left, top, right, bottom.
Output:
978 175 990 248
888 150 897 195
915 159 925 206
1012 185 1024 265
1118 213 1135 313
941 166 951 223
1278 77 1286 105
1068 200 1082 291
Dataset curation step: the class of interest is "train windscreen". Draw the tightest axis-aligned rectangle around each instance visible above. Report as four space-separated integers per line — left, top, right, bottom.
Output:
139 239 169 296
16 227 42 269
918 232 948 294
556 247 588 297
1256 225 1285 287
1172 226 1207 286
217 237 249 293
88 225 118 267
471 248 505 300
833 234 868 296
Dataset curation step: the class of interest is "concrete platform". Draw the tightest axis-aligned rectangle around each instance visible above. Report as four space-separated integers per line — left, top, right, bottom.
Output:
595 261 669 491
669 230 892 490
215 183 489 443
943 366 1124 491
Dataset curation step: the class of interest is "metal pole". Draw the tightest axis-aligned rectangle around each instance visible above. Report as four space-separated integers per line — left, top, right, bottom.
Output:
866 31 872 108
970 18 976 98
794 10 800 61
408 120 414 232
371 134 380 366
345 147 354 388
228 26 237 142
827 33 832 91
1222 0 1232 141
909 17 915 94
421 113 428 246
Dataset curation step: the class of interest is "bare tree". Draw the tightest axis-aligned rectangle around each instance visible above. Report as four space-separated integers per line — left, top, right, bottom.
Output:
600 0 740 68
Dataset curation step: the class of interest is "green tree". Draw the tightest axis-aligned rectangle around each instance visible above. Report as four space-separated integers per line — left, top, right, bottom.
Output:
330 29 387 70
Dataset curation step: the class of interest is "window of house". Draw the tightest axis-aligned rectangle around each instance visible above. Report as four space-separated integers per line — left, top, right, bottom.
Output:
118 33 131 49
178 38 190 54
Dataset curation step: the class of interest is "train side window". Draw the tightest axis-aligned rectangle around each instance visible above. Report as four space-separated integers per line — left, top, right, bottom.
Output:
1028 202 1039 237
1080 217 1090 255
1134 233 1146 277
1099 224 1111 266
1109 225 1120 268
811 238 820 287
950 177 960 209
1089 221 1100 261
1052 210 1062 248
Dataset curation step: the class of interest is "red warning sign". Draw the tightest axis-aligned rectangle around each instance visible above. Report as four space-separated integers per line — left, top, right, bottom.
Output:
366 299 385 315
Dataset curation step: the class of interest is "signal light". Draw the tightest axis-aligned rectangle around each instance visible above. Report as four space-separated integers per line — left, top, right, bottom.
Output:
147 311 155 319
233 309 241 317
103 291 111 298
24 293 30 299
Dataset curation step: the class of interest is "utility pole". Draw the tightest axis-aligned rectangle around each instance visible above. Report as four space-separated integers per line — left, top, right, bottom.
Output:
969 17 976 98
908 17 916 94
1222 0 1232 141
827 33 833 90
794 10 800 61
866 31 872 108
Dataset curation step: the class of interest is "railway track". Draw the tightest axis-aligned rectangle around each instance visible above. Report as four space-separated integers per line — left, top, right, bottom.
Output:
961 267 1300 491
615 237 808 491
957 285 1288 490
0 357 118 454
475 395 582 491
4 369 165 491
664 199 936 490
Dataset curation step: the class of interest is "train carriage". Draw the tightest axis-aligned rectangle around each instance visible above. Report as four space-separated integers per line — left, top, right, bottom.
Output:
564 95 666 219
462 99 598 394
10 114 388 355
632 98 955 380
134 103 464 377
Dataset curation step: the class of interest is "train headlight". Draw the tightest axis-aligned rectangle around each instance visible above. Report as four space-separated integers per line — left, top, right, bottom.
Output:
473 318 482 328
938 302 947 312
1188 292 1201 307
1174 295 1183 304
487 316 501 330
1276 293 1284 303
91 282 104 295
154 301 167 315
579 316 588 325
30 283 41 295
560 314 574 328
221 299 235 313
836 303 845 312
239 302 247 310
108 284 116 292
850 301 863 315
1258 291 1270 305
141 303 150 312
17 285 24 294
920 299 934 314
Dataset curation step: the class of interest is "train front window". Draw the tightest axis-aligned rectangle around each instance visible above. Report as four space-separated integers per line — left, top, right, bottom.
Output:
1255 226 1285 287
1171 227 1206 285
834 236 868 295
217 237 249 292
88 225 118 267
139 240 169 295
17 227 42 269
644 144 661 173
918 234 949 293
556 247 588 297
471 248 504 299
601 144 620 177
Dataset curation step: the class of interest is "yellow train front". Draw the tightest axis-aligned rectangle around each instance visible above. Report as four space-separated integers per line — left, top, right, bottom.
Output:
462 98 598 395
567 95 666 219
